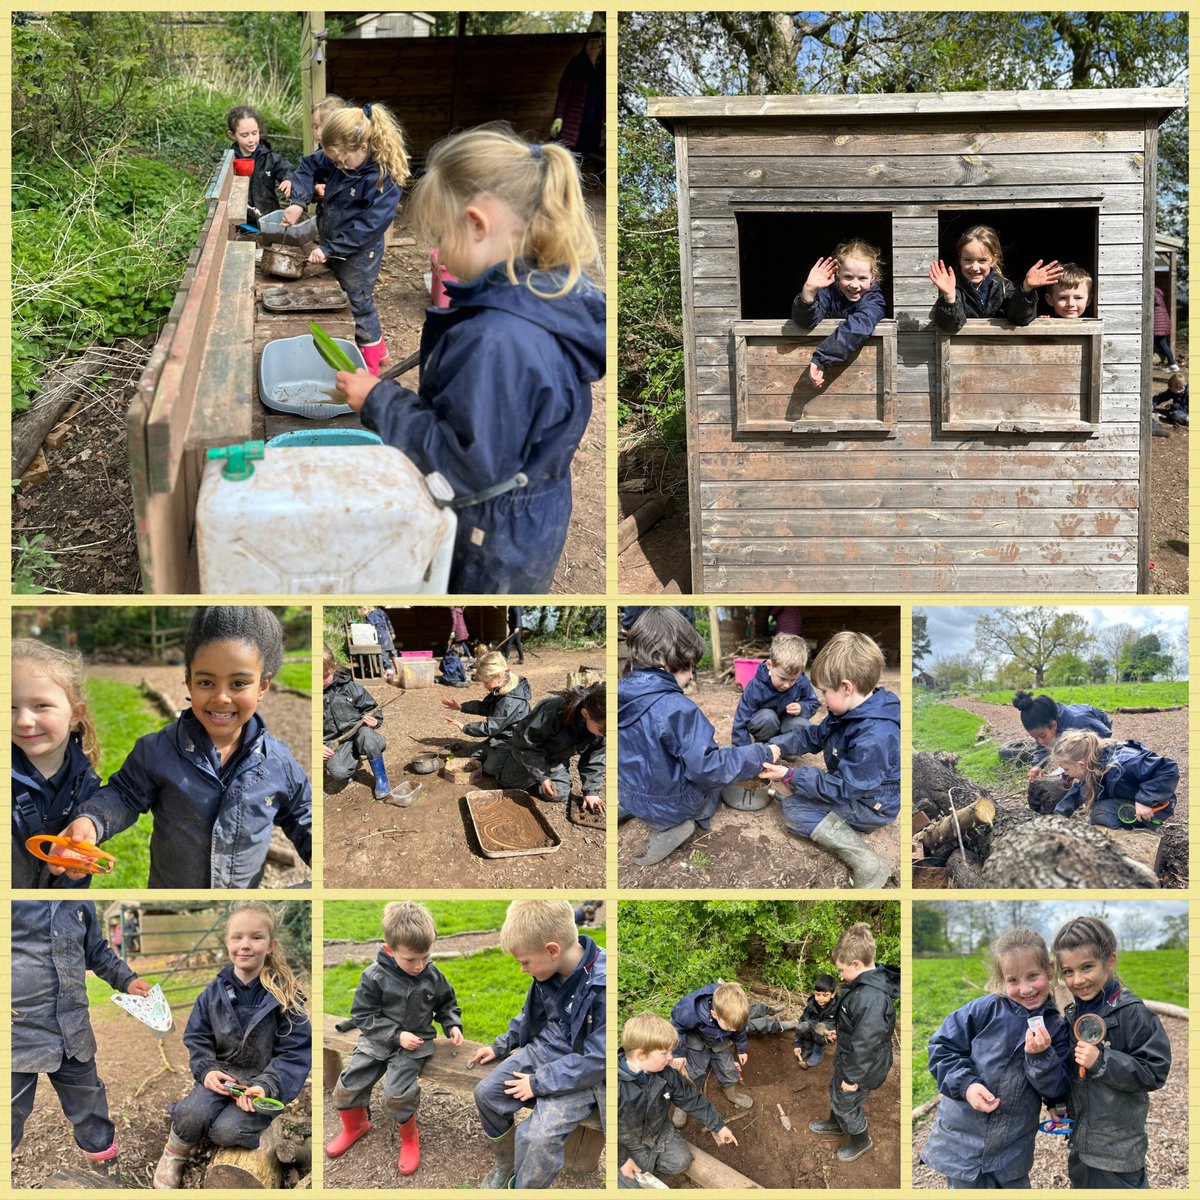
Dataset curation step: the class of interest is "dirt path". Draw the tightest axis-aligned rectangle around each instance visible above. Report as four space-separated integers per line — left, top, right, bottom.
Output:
1148 359 1188 594
86 662 313 887
324 647 606 889
13 998 313 1189
942 696 1189 819
913 997 1188 1189
618 670 902 889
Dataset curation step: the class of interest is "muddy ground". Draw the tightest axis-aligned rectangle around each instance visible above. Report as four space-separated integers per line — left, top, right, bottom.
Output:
324 647 606 889
912 986 1188 1189
618 360 1189 596
86 662 313 887
618 670 902 889
14 188 605 596
660 1025 900 1189
13 990 313 1189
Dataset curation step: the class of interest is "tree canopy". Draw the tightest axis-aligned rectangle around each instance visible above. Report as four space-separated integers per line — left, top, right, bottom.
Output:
974 607 1091 687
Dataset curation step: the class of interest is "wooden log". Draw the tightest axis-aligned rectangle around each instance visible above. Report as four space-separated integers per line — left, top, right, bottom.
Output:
45 1168 114 1189
947 848 985 889
266 844 300 867
561 1122 605 1173
618 495 670 554
204 1116 284 1188
1093 826 1165 877
1145 1000 1188 1020
921 797 996 854
912 1094 942 1123
140 679 181 718
682 1140 763 1189
1115 705 1186 714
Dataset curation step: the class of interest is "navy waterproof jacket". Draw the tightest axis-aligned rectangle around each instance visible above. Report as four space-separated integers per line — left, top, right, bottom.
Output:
441 649 468 684
364 607 396 654
834 965 900 1090
1030 702 1112 767
288 149 401 259
671 983 749 1055
460 676 533 746
933 271 1037 333
184 965 311 1103
731 660 820 746
772 687 901 818
361 262 605 593
505 694 606 795
791 283 887 369
342 948 462 1063
796 993 839 1045
617 1053 724 1162
12 732 99 889
232 140 293 219
323 669 381 742
618 668 774 829
12 900 137 1072
76 711 312 889
492 935 605 1098
921 993 1070 1183
1063 982 1170 1173
1053 740 1179 829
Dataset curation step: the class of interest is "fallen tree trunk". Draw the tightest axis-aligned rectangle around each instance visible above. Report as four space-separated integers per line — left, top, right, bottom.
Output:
204 1116 285 1188
617 496 669 554
946 847 985 889
1115 705 1185 714
978 816 1159 889
141 680 181 719
45 1168 113 1189
1146 1000 1188 1020
683 1140 763 1189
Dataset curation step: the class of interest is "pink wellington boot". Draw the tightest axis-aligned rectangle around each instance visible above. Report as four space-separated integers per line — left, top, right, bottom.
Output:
359 337 389 377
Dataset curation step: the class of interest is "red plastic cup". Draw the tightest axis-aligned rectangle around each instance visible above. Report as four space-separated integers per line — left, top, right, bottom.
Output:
233 157 255 177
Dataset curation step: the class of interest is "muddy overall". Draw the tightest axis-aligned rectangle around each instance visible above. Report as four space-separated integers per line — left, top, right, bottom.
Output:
12 1057 114 1153
170 1088 275 1149
617 1126 691 1188
680 1032 740 1090
474 1044 604 1188
325 726 387 781
329 243 385 348
333 1046 426 1124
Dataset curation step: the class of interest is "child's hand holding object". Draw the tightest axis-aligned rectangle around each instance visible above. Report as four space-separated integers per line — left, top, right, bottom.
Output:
334 368 376 413
397 1031 424 1050
965 1082 1000 1112
1074 1039 1100 1071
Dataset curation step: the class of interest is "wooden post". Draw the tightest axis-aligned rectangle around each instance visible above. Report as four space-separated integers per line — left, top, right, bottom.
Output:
682 1140 763 1189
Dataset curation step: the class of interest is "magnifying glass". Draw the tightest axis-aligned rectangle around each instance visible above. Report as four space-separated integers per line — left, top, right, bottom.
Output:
1116 799 1170 826
227 1083 285 1113
1073 1013 1107 1078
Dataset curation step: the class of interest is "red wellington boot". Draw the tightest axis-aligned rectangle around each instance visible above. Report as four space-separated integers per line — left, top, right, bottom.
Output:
325 1107 371 1157
397 1116 420 1175
359 337 389 377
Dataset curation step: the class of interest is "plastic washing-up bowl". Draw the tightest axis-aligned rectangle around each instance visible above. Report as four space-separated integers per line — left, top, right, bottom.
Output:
259 333 364 420
733 657 766 690
267 429 382 448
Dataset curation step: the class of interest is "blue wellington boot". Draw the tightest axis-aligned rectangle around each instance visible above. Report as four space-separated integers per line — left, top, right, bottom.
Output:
369 756 393 800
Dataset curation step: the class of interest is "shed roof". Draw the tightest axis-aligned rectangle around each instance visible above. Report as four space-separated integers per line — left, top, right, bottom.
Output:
649 87 1184 127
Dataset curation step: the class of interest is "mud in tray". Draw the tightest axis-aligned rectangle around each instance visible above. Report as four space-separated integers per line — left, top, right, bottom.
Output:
262 285 348 313
465 789 562 858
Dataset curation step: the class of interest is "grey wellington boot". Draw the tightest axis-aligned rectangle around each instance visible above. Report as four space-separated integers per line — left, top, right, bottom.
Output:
808 811 890 888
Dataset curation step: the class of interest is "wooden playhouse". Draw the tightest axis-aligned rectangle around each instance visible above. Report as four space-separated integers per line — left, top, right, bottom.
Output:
648 88 1184 593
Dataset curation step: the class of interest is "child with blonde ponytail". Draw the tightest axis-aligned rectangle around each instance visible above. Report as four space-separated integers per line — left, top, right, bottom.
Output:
282 102 409 374
1050 729 1178 830
336 122 606 593
153 902 311 1189
11 639 103 889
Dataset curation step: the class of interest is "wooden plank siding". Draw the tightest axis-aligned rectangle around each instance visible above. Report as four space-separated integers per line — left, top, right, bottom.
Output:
655 92 1184 593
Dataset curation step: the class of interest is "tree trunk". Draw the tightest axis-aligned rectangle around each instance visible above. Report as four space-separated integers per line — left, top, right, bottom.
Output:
204 1118 285 1188
979 816 1159 889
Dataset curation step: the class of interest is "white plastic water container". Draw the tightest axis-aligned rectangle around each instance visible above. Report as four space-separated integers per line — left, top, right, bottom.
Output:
196 444 457 594
349 623 378 650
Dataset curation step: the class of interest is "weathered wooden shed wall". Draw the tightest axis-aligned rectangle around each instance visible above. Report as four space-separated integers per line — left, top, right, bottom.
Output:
649 90 1183 594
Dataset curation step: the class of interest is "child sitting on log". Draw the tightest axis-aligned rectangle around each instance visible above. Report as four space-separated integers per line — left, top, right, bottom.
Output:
618 1012 738 1188
920 928 1069 1189
617 608 780 865
54 607 312 889
1050 729 1179 831
731 632 820 746
791 239 887 388
325 902 462 1176
808 923 899 1163
668 981 755 1120
154 902 311 1188
469 900 605 1188
441 650 532 772
322 644 404 803
759 632 898 888
1013 689 1112 782
13 901 151 1172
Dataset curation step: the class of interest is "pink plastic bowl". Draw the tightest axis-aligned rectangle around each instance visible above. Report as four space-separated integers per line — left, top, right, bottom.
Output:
733 657 765 690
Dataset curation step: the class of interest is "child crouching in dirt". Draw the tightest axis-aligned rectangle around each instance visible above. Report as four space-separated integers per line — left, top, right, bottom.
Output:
618 1013 738 1187
1053 915 1170 1188
54 607 312 889
488 682 606 814
12 901 151 1169
153 902 310 1188
470 900 605 1188
334 124 605 593
442 650 532 772
810 923 898 1163
795 974 839 1068
11 639 102 889
731 632 820 746
1013 690 1112 782
920 928 1070 1188
1051 729 1179 831
759 631 898 888
323 644 405 803
618 608 780 865
669 981 755 1119
325 902 463 1176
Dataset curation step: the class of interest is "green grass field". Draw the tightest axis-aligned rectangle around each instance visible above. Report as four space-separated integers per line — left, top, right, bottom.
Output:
325 901 513 942
912 949 1187 1104
325 929 607 1046
912 697 1023 788
275 652 313 694
974 682 1188 708
87 968 210 1019
84 677 171 889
